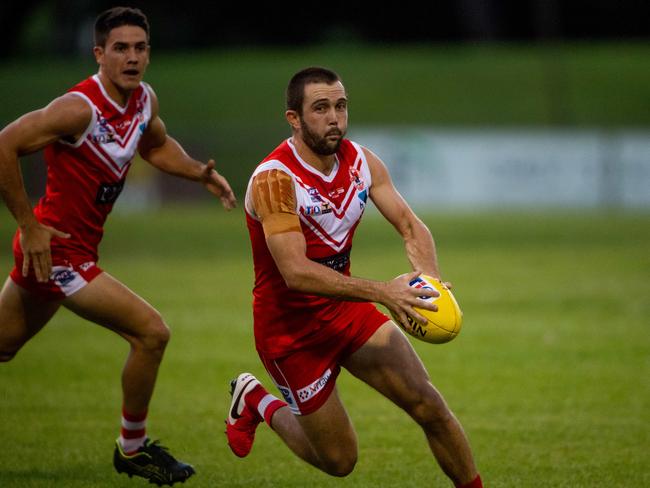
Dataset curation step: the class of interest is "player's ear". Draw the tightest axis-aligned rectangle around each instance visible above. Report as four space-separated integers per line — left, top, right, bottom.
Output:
93 45 104 64
285 110 300 131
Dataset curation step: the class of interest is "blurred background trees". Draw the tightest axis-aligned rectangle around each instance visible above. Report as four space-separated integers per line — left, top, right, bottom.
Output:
2 0 648 59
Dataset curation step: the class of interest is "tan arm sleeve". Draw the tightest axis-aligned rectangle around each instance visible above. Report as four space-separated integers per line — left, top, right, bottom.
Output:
251 169 302 237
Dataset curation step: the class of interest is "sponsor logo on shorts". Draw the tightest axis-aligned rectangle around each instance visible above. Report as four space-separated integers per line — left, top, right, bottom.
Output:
79 262 95 272
52 268 76 286
277 385 295 406
297 369 332 403
49 265 88 297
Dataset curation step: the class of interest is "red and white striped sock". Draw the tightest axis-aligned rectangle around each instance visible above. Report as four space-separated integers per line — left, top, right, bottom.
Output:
118 408 147 454
246 384 286 426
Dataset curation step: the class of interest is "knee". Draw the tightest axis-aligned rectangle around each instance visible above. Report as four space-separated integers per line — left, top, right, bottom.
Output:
0 348 18 362
322 455 357 477
407 388 455 431
135 311 170 352
0 337 24 363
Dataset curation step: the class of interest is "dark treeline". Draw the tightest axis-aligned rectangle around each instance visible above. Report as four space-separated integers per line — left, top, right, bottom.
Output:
1 0 649 58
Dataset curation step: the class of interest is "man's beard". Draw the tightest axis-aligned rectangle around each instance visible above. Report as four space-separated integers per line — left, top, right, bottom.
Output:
300 118 346 156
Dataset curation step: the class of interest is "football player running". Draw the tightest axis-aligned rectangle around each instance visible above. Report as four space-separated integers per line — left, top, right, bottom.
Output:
0 7 235 485
226 67 482 488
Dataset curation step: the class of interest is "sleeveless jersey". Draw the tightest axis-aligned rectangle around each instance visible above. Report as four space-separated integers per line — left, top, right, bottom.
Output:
245 138 373 357
34 74 152 261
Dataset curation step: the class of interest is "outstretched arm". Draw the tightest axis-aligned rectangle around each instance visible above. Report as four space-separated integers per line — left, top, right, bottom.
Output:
0 95 87 281
138 88 236 209
365 147 440 279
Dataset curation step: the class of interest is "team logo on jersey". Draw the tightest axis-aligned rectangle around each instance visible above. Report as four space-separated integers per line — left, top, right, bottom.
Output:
349 168 365 192
307 187 324 203
328 187 345 199
115 119 132 130
91 117 116 144
349 168 368 208
135 112 147 134
303 202 332 216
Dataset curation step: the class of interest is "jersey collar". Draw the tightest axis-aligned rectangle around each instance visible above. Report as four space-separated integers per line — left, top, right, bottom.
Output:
287 138 340 183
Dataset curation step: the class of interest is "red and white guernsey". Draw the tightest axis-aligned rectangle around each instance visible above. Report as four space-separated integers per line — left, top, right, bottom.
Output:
245 138 373 357
34 74 152 261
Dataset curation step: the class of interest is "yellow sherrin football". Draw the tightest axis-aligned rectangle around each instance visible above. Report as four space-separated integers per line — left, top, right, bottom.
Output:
391 274 463 344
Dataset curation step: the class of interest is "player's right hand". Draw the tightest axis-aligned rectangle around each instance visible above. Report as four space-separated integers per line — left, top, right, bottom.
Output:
19 223 70 283
382 270 439 326
201 159 237 210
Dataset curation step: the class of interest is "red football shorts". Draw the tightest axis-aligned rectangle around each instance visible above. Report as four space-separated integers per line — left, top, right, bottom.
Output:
10 234 102 301
258 303 389 415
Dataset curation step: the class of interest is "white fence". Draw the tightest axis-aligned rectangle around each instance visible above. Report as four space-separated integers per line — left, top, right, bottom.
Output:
351 128 650 209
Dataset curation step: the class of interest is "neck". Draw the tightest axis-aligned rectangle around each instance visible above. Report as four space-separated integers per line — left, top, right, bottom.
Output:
97 71 131 107
290 136 337 175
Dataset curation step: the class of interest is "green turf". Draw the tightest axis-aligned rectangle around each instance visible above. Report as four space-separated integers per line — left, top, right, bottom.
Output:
0 205 648 487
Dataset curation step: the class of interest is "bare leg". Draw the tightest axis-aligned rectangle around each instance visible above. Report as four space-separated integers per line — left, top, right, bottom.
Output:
342 321 478 485
268 387 359 477
0 277 61 362
63 272 170 414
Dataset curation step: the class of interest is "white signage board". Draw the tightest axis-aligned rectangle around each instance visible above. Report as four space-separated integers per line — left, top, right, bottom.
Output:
351 128 650 209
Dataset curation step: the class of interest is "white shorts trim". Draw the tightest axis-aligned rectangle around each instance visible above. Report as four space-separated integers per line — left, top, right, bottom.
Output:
50 265 89 297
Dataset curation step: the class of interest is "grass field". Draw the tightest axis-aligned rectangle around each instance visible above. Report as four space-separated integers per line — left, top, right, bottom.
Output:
0 205 648 487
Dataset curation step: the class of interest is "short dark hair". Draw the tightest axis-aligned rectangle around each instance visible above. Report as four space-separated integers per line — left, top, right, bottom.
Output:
286 67 342 115
94 7 150 47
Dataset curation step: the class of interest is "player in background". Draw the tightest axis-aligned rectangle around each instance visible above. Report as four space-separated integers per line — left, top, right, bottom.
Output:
0 7 236 486
226 67 482 488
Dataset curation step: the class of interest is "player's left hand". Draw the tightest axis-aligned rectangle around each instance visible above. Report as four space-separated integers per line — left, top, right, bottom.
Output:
201 159 237 210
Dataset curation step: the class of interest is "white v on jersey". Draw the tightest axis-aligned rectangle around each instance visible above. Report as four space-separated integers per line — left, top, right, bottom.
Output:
246 138 371 258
